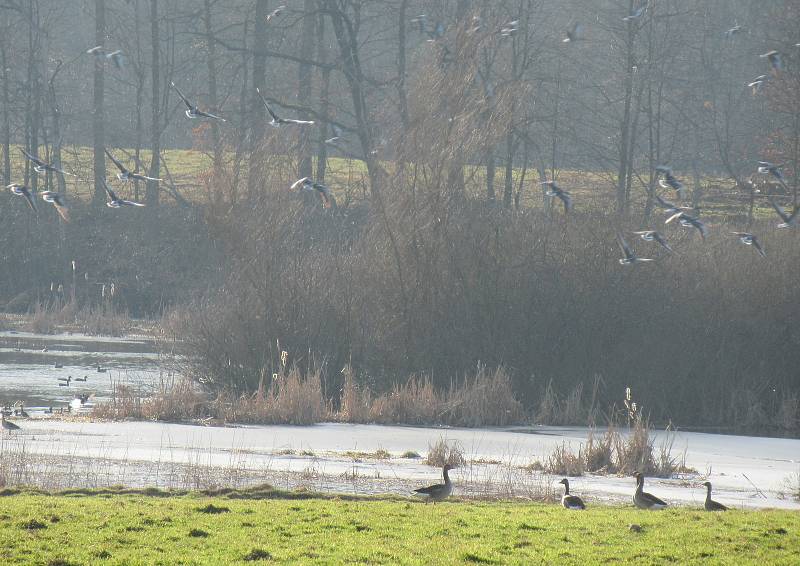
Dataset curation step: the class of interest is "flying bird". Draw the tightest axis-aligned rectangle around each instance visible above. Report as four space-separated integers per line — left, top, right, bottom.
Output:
324 124 344 145
105 149 162 183
541 181 572 213
747 75 768 95
654 194 691 217
757 161 788 189
256 88 314 127
102 181 145 208
618 234 653 265
87 46 125 69
8 183 37 212
291 177 335 208
500 19 519 37
760 50 783 73
41 191 70 222
171 82 226 121
632 230 673 253
768 198 798 228
411 14 427 35
655 166 686 199
622 5 646 22
563 22 584 43
731 232 766 257
666 211 708 239
724 24 745 38
427 21 445 42
265 5 286 22
19 148 75 177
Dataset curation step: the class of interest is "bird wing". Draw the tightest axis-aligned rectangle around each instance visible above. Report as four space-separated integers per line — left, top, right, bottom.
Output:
768 199 791 223
414 483 444 495
752 238 766 257
101 181 118 201
256 88 281 122
20 148 46 168
104 149 128 174
282 118 315 126
197 110 226 121
617 234 634 259
170 82 194 110
641 491 668 507
563 494 585 509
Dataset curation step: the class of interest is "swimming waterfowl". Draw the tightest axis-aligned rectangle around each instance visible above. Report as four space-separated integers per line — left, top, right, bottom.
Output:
618 234 653 265
19 148 75 177
171 82 226 121
632 231 673 253
8 183 38 211
702 481 728 511
768 198 798 228
105 149 162 183
558 478 586 510
54 362 64 369
74 376 88 382
541 181 572 213
414 464 454 503
633 472 668 510
731 232 766 257
256 88 314 127
1 414 21 433
102 181 145 208
96 365 107 373
13 404 29 418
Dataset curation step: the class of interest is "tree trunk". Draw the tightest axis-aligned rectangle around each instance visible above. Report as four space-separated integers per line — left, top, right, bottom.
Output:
146 0 160 208
247 0 269 199
315 8 330 182
503 130 515 208
203 0 223 184
92 0 106 207
296 0 315 178
1 30 10 185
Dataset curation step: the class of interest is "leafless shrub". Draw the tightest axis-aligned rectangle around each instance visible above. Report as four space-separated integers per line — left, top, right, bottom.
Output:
544 442 585 476
583 428 615 473
93 374 207 421
425 438 466 468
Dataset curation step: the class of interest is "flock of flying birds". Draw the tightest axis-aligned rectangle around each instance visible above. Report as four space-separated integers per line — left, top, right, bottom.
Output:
6 4 798 257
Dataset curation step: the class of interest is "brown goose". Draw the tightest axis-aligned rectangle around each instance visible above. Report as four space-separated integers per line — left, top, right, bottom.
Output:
633 472 668 510
414 464 454 504
558 478 586 510
702 481 727 511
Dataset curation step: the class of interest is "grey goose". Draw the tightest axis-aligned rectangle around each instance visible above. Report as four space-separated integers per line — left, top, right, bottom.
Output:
541 181 572 213
731 232 766 257
632 230 673 253
768 198 798 228
414 464 454 504
171 82 226 121
618 234 653 265
633 472 668 510
105 149 162 183
558 478 586 510
102 181 145 208
41 191 70 222
702 481 728 511
8 183 38 211
20 148 75 177
257 88 314 127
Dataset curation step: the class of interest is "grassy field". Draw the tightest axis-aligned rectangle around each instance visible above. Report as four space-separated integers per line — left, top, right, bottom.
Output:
6 144 786 221
0 488 797 565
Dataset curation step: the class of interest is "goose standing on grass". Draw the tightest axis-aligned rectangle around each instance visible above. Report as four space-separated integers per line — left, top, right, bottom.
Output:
8 183 38 212
633 472 668 510
731 232 766 257
702 481 728 511
256 88 315 127
414 464 454 504
1 414 21 433
171 82 226 121
558 478 586 510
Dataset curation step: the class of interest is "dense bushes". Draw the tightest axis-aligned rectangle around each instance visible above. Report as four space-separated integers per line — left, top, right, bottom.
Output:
175 172 800 434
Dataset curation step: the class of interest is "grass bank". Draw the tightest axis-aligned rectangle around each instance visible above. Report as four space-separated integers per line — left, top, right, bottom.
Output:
0 489 796 565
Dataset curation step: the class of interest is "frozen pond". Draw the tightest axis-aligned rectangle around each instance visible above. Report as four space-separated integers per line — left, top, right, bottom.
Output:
2 420 798 510
0 330 164 410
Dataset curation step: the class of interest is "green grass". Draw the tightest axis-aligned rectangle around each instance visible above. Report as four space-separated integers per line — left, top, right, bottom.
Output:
0 488 797 565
